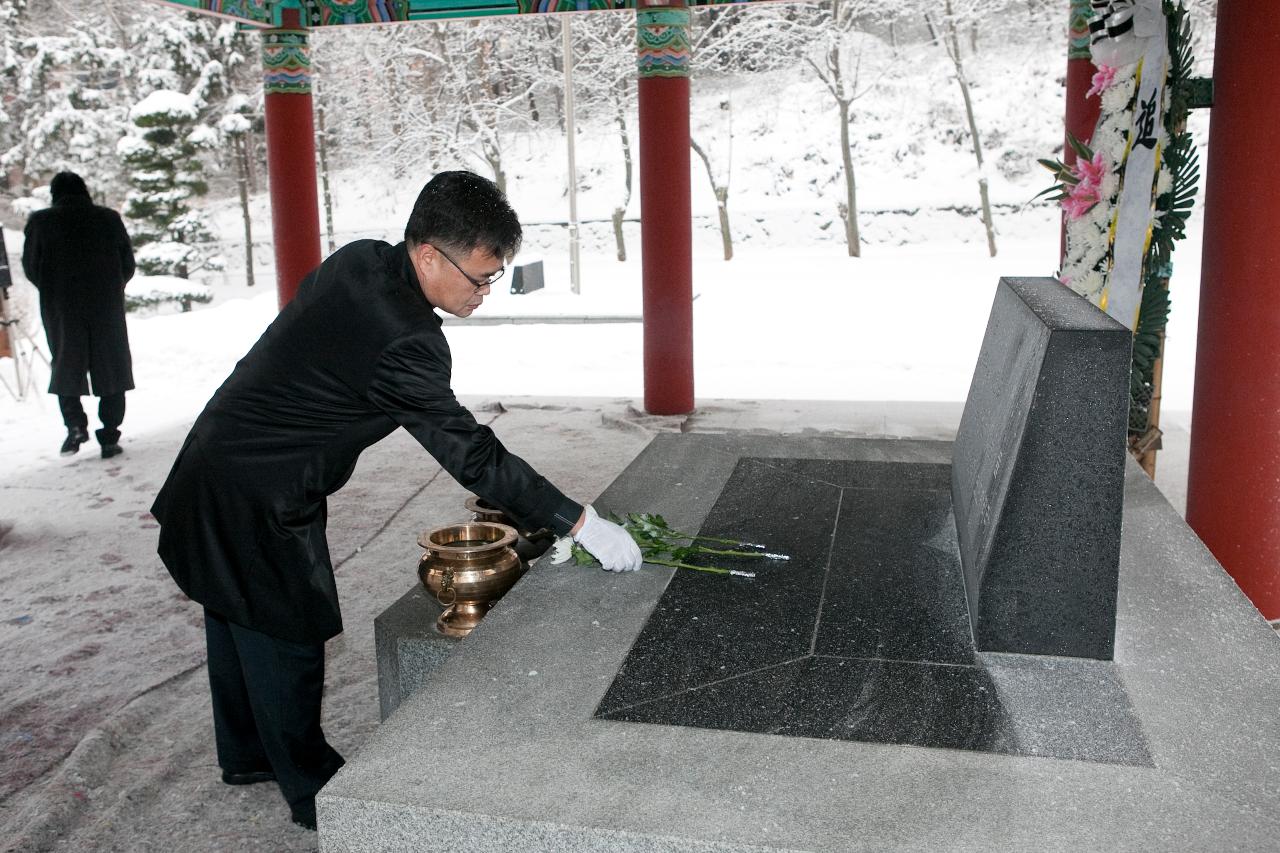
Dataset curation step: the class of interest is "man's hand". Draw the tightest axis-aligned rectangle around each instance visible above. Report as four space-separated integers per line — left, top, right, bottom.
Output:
572 505 643 572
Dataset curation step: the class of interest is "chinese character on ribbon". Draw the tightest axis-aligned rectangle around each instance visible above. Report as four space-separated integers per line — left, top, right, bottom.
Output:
1133 89 1158 150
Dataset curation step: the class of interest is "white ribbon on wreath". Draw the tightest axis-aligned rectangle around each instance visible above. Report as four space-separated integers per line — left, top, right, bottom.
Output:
1090 0 1167 67
1090 0 1169 329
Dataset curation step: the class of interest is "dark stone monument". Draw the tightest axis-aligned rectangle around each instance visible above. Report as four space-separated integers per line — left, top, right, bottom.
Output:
591 277 1145 757
952 277 1131 659
509 260 544 295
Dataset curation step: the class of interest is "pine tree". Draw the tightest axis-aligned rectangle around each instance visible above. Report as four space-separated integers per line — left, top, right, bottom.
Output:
127 14 252 117
2 3 258 201
119 89 221 278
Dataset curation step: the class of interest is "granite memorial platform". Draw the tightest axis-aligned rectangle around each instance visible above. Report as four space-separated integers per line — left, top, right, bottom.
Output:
322 279 1280 851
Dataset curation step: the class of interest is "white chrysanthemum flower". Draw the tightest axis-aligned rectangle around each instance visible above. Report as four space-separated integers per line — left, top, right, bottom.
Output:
1062 228 1104 271
1113 63 1138 94
1100 170 1120 200
1086 200 1113 232
1077 269 1107 299
1095 125 1129 162
1064 228 1097 270
1156 165 1174 197
550 537 574 565
1102 86 1132 114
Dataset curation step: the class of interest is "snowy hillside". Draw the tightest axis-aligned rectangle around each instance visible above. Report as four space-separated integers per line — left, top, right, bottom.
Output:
1 4 1214 479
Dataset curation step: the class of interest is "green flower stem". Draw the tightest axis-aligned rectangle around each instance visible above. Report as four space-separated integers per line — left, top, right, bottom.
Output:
665 531 766 550
645 555 752 573
646 558 745 576
690 535 761 548
685 546 766 559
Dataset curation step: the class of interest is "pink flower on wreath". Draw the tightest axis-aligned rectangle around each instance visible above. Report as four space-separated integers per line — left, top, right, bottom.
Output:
1059 150 1109 219
1062 179 1101 220
1087 64 1118 98
1073 150 1108 192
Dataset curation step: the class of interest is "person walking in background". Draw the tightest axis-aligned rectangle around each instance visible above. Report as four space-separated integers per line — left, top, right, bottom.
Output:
21 171 136 459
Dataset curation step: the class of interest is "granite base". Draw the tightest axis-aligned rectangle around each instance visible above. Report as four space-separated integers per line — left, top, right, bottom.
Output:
329 433 1280 852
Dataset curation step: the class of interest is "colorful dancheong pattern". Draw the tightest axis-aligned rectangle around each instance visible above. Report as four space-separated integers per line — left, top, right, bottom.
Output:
201 0 273 25
315 0 411 25
636 7 690 78
262 30 311 95
1068 0 1094 60
154 0 775 27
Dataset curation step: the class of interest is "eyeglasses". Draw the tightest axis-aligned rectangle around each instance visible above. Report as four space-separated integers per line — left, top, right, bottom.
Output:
433 245 504 292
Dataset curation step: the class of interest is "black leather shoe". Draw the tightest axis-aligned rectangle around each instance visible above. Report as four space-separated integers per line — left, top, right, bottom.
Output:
100 443 123 459
290 800 317 831
60 427 89 456
221 768 276 786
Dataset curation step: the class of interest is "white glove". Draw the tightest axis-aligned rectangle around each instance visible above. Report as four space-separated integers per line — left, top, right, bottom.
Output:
572 505 643 572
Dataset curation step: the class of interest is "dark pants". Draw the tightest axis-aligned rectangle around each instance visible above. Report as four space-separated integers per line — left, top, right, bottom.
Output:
203 609 344 814
59 393 125 445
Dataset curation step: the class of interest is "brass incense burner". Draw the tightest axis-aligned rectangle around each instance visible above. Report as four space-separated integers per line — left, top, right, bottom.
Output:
417 521 523 637
464 495 512 526
464 495 557 564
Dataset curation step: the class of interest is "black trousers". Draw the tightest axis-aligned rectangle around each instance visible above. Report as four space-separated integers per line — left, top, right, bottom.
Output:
59 393 125 444
203 609 344 812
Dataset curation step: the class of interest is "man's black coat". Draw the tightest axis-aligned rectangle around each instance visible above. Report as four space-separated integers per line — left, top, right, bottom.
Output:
22 194 136 396
151 240 583 644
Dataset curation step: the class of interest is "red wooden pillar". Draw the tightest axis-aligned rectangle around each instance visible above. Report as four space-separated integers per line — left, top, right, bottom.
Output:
262 9 322 309
1061 0 1100 262
636 0 694 415
1187 2 1280 622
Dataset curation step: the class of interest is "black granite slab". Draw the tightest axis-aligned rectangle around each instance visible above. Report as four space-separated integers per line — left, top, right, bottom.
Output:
604 656 1016 755
751 457 952 491
595 459 839 713
952 277 1131 659
596 451 1152 766
817 486 973 665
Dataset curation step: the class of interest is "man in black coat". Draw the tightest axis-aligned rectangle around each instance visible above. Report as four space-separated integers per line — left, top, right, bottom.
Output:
21 171 136 459
151 171 642 832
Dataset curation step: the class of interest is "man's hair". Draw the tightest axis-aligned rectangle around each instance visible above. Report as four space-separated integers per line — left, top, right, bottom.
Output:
404 171 522 262
50 171 90 203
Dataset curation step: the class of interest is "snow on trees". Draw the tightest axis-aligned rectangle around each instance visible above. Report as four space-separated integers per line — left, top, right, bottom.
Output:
2 27 131 193
0 0 26 182
402 20 548 195
571 13 639 261
119 88 222 278
3 0 259 274
2 0 1142 270
769 0 900 258
218 99 256 286
923 0 1000 256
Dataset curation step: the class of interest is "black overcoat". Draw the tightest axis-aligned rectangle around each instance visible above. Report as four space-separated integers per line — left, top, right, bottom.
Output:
151 240 583 644
21 195 136 396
